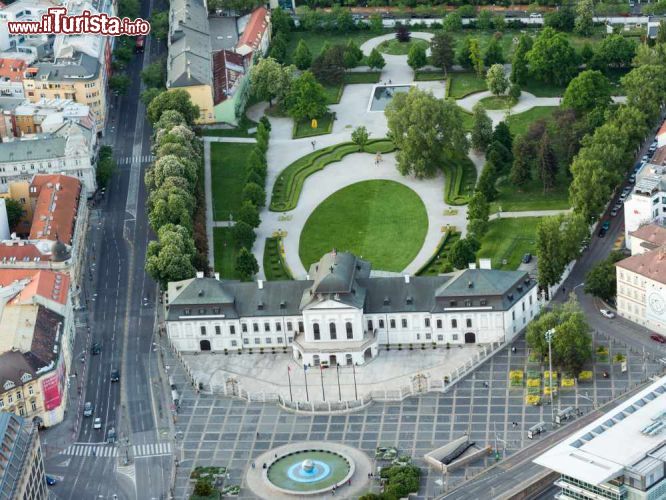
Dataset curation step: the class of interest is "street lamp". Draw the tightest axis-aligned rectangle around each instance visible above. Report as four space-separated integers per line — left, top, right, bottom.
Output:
545 328 556 425
336 363 342 401
579 391 597 410
352 362 358 401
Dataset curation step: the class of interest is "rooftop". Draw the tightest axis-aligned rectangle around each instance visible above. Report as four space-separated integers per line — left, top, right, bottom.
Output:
616 247 666 284
0 413 33 500
630 224 666 249
0 269 69 305
0 58 28 82
534 376 666 485
28 174 81 244
167 0 212 88
24 52 100 82
236 6 270 53
0 136 65 163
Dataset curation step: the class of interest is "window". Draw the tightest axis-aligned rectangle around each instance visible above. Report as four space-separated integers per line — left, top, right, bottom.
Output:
436 319 442 329
0 400 3 408
215 326 221 335
184 309 191 315
27 386 33 395
378 319 385 328
426 333 431 340
213 308 220 314
266 338 272 344
425 318 430 328
231 340 237 347
313 355 320 366
254 338 260 345
264 322 270 332
276 323 282 332
287 322 293 331
31 402 36 412
522 302 525 311
18 408 24 416
242 323 248 333
277 337 283 344
200 326 206 336
452 334 459 341
437 335 443 341
8 395 12 403
16 392 21 400
401 318 407 328
198 308 206 315
451 319 457 328
512 311 515 320
313 323 320 340
367 319 373 331
465 300 472 306
466 318 472 328
298 321 304 332
529 296 533 305
288 337 293 343
243 338 249 345
329 323 337 337
417 334 420 340
390 319 396 328
253 323 259 332
230 325 235 335
346 322 353 339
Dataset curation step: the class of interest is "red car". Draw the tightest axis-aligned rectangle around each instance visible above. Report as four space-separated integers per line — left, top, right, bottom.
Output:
134 35 145 53
651 333 666 344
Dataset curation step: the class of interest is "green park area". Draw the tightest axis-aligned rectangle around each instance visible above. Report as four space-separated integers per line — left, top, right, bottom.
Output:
213 227 239 279
299 180 428 272
210 142 252 221
491 171 571 212
477 217 542 270
506 107 558 136
377 38 429 55
448 72 486 99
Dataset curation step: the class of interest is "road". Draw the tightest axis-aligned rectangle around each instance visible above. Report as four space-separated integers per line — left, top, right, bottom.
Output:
42 0 172 497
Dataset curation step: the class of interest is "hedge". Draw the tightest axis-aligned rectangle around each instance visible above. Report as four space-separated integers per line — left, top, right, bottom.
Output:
263 237 293 281
270 138 395 212
443 156 477 206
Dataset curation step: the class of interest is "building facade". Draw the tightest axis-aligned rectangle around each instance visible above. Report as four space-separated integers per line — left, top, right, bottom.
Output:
165 251 540 367
534 375 666 500
0 413 47 500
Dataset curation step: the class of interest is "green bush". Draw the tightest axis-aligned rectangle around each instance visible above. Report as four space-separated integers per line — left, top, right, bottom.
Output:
444 156 477 205
263 238 293 281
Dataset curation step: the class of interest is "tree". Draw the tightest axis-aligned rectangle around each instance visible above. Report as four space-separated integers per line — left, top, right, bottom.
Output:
633 43 666 67
591 35 636 70
146 224 197 287
580 43 595 64
430 31 455 75
333 5 354 32
511 34 532 85
536 216 567 297
151 9 168 40
269 33 287 63
569 157 611 222
457 37 474 69
449 238 476 269
486 64 508 96
494 15 506 31
286 71 328 121
395 24 411 42
469 38 484 77
140 88 162 107
293 40 312 70
96 145 117 188
147 186 195 232
621 65 666 123
493 121 513 153
574 0 594 36
367 48 386 70
344 39 364 69
193 479 213 497
147 89 199 125
407 43 428 70
477 10 493 30
232 221 256 250
538 132 557 192
470 103 493 151
508 83 521 101
237 201 260 228
4 198 23 230
250 58 294 107
545 4 575 32
385 88 469 178
484 37 505 66
141 59 166 88
476 162 498 200
351 126 370 151
613 105 648 150
562 70 611 116
109 74 131 95
311 44 346 85
271 7 291 35
511 136 532 186
242 182 265 208
443 12 463 32
236 248 259 281
487 140 513 174
369 13 383 33
467 191 490 238
146 154 197 191
585 251 624 302
527 27 578 86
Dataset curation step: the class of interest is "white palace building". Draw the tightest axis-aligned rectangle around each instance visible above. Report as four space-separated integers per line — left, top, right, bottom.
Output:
164 251 540 367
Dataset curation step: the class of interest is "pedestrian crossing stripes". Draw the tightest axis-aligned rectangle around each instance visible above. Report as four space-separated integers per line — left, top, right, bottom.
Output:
62 443 117 457
117 155 155 166
132 442 171 458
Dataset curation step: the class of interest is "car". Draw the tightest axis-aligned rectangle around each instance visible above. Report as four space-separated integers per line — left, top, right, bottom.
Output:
600 309 615 319
622 186 631 195
619 194 628 203
106 427 116 444
529 12 542 18
642 154 649 162
610 208 618 217
83 402 94 417
630 1 635 7
91 342 101 355
46 476 57 486
134 35 145 53
110 368 120 382
601 221 610 231
651 333 666 344
598 227 607 237
649 146 657 153
522 253 532 264
629 174 636 183
93 418 102 429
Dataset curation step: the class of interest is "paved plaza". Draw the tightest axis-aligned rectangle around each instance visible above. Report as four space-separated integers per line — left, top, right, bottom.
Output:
182 345 483 403
168 330 664 499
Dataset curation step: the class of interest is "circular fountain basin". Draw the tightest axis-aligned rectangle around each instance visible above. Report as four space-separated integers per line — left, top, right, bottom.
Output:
267 449 353 494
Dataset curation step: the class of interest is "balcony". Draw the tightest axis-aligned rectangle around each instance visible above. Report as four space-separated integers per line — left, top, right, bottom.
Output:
292 330 377 354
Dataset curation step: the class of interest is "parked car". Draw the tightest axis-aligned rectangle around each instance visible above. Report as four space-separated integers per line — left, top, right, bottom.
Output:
600 309 615 319
110 368 120 382
651 333 666 344
522 253 532 264
46 476 57 486
629 174 636 183
83 402 94 417
642 154 649 162
93 418 102 429
598 220 610 237
602 221 610 231
529 12 542 18
107 427 116 444
610 207 619 217
134 35 145 53
91 342 101 355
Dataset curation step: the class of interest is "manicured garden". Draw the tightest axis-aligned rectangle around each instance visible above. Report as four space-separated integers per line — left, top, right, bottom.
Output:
491 171 570 212
416 230 460 276
414 70 447 82
448 72 486 99
263 237 293 281
344 71 381 84
479 95 517 110
443 155 477 205
284 32 380 66
270 139 395 212
477 217 542 270
506 107 558 136
292 112 335 139
213 227 239 279
377 37 429 55
299 180 428 272
210 142 253 220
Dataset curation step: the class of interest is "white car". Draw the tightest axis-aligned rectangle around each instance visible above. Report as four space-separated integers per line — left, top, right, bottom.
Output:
529 12 542 18
93 417 102 429
600 309 616 319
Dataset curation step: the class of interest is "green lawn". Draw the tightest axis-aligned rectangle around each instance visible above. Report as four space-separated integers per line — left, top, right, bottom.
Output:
491 171 571 212
213 227 239 279
377 38 429 55
201 114 257 138
293 113 334 139
479 95 517 110
506 107 558 136
460 110 474 131
323 84 344 104
299 180 428 272
522 80 567 98
344 71 381 84
263 237 293 281
449 72 486 99
285 32 381 65
210 142 254 220
414 71 448 82
477 217 543 270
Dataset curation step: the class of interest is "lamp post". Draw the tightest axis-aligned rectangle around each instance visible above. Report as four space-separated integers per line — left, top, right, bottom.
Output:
545 328 556 425
304 365 310 402
320 364 325 402
336 363 342 401
352 362 358 400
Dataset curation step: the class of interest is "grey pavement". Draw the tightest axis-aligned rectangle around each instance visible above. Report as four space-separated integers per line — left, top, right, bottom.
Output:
489 208 572 221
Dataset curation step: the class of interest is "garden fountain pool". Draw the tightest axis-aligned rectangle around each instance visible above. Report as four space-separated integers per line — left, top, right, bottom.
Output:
368 84 412 111
267 449 353 494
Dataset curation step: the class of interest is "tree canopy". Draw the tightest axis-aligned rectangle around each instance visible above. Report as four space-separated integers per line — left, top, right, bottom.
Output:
527 27 578 86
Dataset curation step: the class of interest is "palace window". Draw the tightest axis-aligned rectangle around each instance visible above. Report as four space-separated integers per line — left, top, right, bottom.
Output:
264 322 270 332
346 322 353 339
367 319 373 331
200 326 206 336
242 323 247 333
313 323 320 340
401 318 407 328
389 319 396 329
466 319 472 328
452 319 458 328
215 326 221 335
436 319 442 329
230 325 236 334
424 318 430 328
253 323 259 333
378 319 384 329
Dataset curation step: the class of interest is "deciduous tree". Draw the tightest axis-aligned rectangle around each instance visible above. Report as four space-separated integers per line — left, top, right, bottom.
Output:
286 71 328 121
511 34 532 85
470 103 493 151
367 48 386 70
293 40 312 70
351 126 370 151
527 27 578 86
232 221 256 250
562 70 611 115
147 89 199 125
236 248 259 281
449 238 477 269
486 64 508 96
250 58 295 106
484 36 505 66
407 43 428 70
430 31 455 75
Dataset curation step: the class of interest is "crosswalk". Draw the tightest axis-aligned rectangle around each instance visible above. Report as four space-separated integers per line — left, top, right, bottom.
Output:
116 155 155 166
61 441 171 459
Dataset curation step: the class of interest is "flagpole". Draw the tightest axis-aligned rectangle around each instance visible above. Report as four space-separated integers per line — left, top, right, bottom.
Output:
304 364 310 402
320 364 326 402
287 366 293 402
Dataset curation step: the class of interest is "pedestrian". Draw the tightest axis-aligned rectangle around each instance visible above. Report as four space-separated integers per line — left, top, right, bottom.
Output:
252 462 255 469
256 432 259 438
388 79 392 84
263 463 267 469
311 140 316 150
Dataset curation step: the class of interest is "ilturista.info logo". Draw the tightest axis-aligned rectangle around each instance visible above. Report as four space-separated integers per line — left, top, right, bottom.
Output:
7 7 150 36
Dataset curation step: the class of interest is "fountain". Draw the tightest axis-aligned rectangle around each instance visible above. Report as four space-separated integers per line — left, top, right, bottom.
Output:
267 449 353 494
368 84 412 111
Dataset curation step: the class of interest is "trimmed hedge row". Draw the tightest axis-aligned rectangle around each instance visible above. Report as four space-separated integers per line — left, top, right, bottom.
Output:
270 138 395 212
263 237 293 281
444 156 477 206
415 230 460 276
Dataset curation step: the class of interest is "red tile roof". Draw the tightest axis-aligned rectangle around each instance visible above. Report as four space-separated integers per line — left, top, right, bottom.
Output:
29 174 81 244
236 6 269 52
0 269 69 305
658 121 666 138
0 242 43 261
0 58 27 82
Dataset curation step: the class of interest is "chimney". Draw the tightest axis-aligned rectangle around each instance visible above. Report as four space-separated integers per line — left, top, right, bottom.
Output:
404 275 410 284
258 279 264 289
